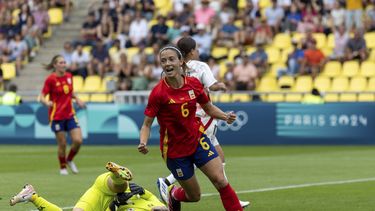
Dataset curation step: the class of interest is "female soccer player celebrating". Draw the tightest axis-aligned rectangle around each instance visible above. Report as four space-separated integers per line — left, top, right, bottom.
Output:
39 55 85 175
138 46 243 211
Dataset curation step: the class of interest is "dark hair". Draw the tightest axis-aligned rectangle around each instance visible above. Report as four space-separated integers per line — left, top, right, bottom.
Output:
44 55 63 71
8 84 17 92
176 36 196 58
312 88 321 96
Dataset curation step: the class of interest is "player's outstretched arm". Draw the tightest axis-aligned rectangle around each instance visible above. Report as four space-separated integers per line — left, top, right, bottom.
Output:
201 102 236 124
72 93 86 109
138 116 154 154
38 94 53 108
209 82 227 92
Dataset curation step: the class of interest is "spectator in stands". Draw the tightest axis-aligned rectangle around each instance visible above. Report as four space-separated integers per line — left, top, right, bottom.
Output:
49 0 72 21
223 61 236 90
116 52 133 82
331 1 345 28
148 15 169 46
32 1 49 34
207 56 220 79
238 17 255 46
345 0 363 31
61 41 74 71
303 40 326 77
330 25 349 62
218 2 235 25
175 3 193 25
89 39 110 77
283 39 305 77
345 29 368 62
365 4 375 31
253 18 273 45
71 44 90 78
97 14 114 50
116 13 131 49
127 10 148 47
166 20 183 43
194 0 216 26
302 88 324 104
192 23 212 61
98 0 117 24
139 0 155 21
0 32 10 62
217 15 240 47
233 55 258 91
243 0 261 21
1 11 21 38
283 3 302 33
8 33 28 72
249 41 268 76
0 60 3 91
264 0 284 34
21 16 39 60
16 4 32 30
297 15 316 33
109 39 126 67
1 83 22 105
301 29 316 49
79 12 98 47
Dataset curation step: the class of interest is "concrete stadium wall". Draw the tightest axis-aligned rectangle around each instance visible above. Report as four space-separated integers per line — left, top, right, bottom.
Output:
0 103 374 145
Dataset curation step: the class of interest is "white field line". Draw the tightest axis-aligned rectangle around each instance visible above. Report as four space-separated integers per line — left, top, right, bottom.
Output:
31 177 375 211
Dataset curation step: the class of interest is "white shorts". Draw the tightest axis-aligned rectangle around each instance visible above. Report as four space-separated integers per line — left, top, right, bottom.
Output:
204 119 220 146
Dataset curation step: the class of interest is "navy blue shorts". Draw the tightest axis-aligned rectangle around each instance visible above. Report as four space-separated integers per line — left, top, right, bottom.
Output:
50 117 80 133
166 133 218 180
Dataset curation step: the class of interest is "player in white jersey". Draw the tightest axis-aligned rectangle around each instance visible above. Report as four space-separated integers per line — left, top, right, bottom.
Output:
156 36 250 208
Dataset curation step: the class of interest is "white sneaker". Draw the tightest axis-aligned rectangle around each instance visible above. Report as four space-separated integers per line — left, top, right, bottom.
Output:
156 178 169 204
60 168 69 175
67 161 79 174
240 200 250 208
10 184 36 206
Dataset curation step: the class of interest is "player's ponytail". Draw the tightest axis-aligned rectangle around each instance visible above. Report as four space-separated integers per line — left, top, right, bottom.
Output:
43 55 62 71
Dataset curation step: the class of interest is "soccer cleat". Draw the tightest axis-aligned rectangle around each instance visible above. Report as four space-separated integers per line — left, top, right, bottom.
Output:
9 184 36 206
156 178 169 204
106 162 133 181
67 161 79 174
167 185 181 211
240 200 250 208
60 168 69 175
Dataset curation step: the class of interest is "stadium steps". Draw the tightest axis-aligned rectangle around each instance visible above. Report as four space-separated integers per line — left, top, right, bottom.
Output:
13 0 92 101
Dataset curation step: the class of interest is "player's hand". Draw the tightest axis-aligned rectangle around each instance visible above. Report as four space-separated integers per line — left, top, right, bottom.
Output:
226 111 236 124
138 143 148 154
46 101 53 108
76 98 86 109
217 82 227 92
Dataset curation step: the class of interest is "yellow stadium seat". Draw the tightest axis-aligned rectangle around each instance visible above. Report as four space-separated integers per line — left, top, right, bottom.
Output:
211 47 228 59
358 93 375 102
219 93 231 103
278 75 294 89
322 61 342 77
285 93 302 102
314 76 331 92
368 77 375 91
368 49 375 61
234 20 243 28
313 33 326 49
267 62 287 77
294 76 313 92
166 20 174 28
266 48 281 64
330 77 349 92
73 76 84 92
145 47 154 55
154 0 172 15
231 93 251 102
327 33 335 49
12 9 20 25
238 0 247 9
90 94 108 102
342 60 359 77
348 76 367 92
107 94 113 102
364 32 375 49
219 62 228 79
210 93 219 103
1 63 16 80
83 75 101 92
246 46 256 55
148 19 158 28
43 26 52 38
82 46 92 54
48 8 64 25
78 94 90 102
267 93 284 102
321 47 333 57
324 93 339 102
292 33 304 42
228 48 240 62
360 61 375 77
126 47 140 62
257 77 277 92
273 33 292 49
340 93 357 102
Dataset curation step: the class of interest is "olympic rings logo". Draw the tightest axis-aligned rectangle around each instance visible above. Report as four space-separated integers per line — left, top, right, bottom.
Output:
217 110 248 131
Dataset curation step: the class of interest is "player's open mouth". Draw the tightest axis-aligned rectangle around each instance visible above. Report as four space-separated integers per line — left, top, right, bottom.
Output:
165 66 174 72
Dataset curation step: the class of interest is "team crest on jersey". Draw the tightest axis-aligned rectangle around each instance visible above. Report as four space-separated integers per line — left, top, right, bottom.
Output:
188 90 195 99
168 99 176 104
67 78 72 84
176 168 184 177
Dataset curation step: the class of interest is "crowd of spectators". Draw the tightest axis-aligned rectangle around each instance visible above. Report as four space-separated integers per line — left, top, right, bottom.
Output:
0 0 72 80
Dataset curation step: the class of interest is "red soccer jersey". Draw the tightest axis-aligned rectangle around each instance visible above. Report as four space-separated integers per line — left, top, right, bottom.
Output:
41 72 75 121
145 76 210 159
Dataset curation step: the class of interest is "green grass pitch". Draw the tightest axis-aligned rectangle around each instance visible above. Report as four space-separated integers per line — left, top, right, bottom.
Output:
1 145 375 211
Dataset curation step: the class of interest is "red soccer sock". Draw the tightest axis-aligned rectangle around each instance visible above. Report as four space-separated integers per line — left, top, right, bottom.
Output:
218 184 243 211
58 155 66 169
172 187 188 202
66 148 78 162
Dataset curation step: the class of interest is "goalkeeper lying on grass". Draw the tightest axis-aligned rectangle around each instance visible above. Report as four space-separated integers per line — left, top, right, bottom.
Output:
10 162 167 211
